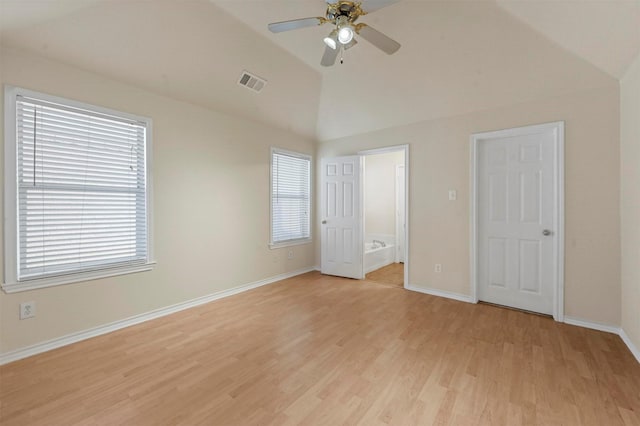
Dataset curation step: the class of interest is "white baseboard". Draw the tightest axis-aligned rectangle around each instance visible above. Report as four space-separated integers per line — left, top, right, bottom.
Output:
405 284 473 303
563 316 620 334
0 267 315 366
4 269 639 367
404 286 639 365
620 329 640 364
562 318 640 365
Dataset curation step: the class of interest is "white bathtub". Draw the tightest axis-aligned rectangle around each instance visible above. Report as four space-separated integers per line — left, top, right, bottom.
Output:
364 242 396 274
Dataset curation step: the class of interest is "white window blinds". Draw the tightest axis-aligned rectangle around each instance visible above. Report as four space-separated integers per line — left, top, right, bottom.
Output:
15 95 149 281
271 150 311 245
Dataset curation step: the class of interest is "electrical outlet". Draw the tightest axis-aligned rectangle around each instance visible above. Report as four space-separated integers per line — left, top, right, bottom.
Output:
448 190 457 201
20 301 36 320
434 264 442 273
287 250 294 260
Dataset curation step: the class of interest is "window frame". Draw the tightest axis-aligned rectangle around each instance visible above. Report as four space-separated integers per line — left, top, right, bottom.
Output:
3 86 155 293
269 147 312 249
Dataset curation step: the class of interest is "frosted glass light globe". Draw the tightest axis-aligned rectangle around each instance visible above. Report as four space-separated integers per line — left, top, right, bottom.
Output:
338 26 354 44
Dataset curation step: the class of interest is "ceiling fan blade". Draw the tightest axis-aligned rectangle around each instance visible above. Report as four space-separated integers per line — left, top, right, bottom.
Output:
361 0 400 13
268 17 324 33
356 24 401 54
321 45 340 67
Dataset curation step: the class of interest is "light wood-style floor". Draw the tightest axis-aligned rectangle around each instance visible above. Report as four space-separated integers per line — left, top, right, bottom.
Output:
1 272 639 425
365 263 404 288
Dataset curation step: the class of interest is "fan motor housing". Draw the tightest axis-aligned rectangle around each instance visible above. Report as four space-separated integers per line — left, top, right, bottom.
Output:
326 1 365 23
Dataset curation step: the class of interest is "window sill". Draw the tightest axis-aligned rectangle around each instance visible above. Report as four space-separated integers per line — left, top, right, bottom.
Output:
269 239 312 250
2 261 157 294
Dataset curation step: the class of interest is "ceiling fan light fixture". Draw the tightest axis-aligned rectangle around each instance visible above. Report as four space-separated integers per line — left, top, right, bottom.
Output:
337 25 354 44
323 30 338 50
266 0 402 67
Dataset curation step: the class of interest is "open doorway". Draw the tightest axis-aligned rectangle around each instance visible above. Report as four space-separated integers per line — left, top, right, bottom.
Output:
360 147 407 288
319 145 409 287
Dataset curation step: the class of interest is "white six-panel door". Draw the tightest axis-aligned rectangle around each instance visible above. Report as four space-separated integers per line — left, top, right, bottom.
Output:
476 124 562 315
321 156 363 279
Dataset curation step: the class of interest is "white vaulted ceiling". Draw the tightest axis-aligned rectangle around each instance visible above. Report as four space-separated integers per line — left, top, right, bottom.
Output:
214 0 637 140
1 0 638 141
497 0 640 79
0 0 322 139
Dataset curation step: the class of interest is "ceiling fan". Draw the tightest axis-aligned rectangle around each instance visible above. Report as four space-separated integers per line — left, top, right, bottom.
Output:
267 0 401 67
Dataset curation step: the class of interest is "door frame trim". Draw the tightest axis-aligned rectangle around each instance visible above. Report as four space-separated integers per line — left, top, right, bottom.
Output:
470 122 565 321
395 164 405 264
358 145 410 289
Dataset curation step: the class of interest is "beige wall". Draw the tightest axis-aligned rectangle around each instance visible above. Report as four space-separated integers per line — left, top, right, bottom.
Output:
0 44 628 357
621 52 640 351
365 151 405 238
0 48 316 354
317 85 621 326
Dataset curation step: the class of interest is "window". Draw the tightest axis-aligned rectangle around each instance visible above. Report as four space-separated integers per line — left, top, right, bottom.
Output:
3 86 154 292
270 148 311 247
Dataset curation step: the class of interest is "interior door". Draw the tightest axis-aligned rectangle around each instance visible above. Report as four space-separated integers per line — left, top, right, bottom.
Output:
478 127 557 315
321 156 363 279
396 164 405 263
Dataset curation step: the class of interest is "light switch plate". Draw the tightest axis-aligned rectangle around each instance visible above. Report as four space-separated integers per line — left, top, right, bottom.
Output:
448 190 457 201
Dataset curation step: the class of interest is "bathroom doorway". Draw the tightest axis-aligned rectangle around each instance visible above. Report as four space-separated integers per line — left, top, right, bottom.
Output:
360 146 408 288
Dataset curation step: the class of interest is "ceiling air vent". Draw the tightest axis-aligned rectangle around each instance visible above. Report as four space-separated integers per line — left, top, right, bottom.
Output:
237 70 267 93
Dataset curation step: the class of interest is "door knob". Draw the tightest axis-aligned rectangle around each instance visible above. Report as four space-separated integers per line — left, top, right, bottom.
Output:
542 229 552 236
322 220 327 224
